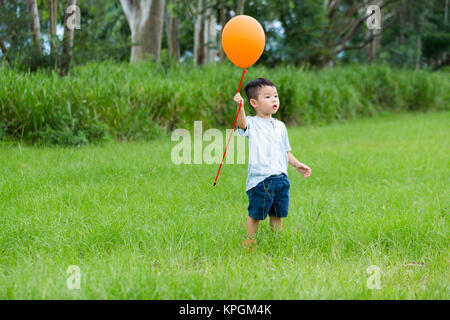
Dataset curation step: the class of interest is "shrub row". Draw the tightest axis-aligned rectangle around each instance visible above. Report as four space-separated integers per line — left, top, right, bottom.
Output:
0 61 448 145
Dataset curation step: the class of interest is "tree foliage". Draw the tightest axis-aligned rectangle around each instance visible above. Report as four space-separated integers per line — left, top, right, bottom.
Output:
0 0 448 70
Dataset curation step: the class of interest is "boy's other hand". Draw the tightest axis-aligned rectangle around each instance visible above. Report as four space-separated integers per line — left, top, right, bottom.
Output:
296 163 311 178
234 92 244 106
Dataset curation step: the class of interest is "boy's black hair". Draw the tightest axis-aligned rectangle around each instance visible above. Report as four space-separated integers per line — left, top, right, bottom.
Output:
244 78 276 109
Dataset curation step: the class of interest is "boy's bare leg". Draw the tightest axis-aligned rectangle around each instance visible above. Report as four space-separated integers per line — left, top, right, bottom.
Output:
246 216 260 238
269 216 282 233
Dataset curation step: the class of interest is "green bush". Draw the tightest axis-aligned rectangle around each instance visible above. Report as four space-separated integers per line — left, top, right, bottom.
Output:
0 61 448 145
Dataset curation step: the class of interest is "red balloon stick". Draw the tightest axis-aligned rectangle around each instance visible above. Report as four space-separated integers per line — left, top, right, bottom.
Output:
213 68 248 186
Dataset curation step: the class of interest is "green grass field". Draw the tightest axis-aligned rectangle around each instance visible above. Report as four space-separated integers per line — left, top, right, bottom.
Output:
0 111 448 299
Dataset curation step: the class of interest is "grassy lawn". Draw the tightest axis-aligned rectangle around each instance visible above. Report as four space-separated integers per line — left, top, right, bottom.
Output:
0 111 448 299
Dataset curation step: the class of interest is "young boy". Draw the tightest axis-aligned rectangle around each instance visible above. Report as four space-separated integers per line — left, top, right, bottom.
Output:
234 78 311 246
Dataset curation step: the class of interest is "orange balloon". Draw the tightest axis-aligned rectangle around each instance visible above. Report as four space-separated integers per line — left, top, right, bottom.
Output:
221 15 265 69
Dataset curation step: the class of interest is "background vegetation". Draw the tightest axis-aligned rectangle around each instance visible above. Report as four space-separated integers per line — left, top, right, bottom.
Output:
1 62 449 145
1 1 448 145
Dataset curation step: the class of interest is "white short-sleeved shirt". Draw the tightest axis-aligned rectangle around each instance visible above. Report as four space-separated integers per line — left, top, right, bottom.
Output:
237 116 291 191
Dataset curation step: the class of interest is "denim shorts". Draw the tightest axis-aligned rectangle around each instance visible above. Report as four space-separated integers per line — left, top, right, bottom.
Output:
246 173 290 220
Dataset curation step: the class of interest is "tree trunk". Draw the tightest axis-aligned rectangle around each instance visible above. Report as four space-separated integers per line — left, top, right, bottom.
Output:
148 0 165 60
415 34 422 70
398 1 405 45
367 29 381 63
0 0 9 65
236 0 245 15
59 0 77 76
205 2 217 63
415 10 424 70
0 35 10 66
443 0 448 68
26 0 42 53
219 0 226 62
49 0 58 67
194 0 206 65
194 0 217 65
120 0 166 63
445 0 448 25
167 0 180 60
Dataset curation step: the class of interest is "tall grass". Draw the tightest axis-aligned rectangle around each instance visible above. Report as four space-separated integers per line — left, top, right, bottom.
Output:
0 61 449 145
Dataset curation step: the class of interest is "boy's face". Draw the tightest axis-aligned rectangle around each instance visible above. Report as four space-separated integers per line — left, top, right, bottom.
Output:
250 85 279 117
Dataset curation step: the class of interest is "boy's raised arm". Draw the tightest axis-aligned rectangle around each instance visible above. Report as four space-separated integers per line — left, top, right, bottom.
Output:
234 92 247 131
